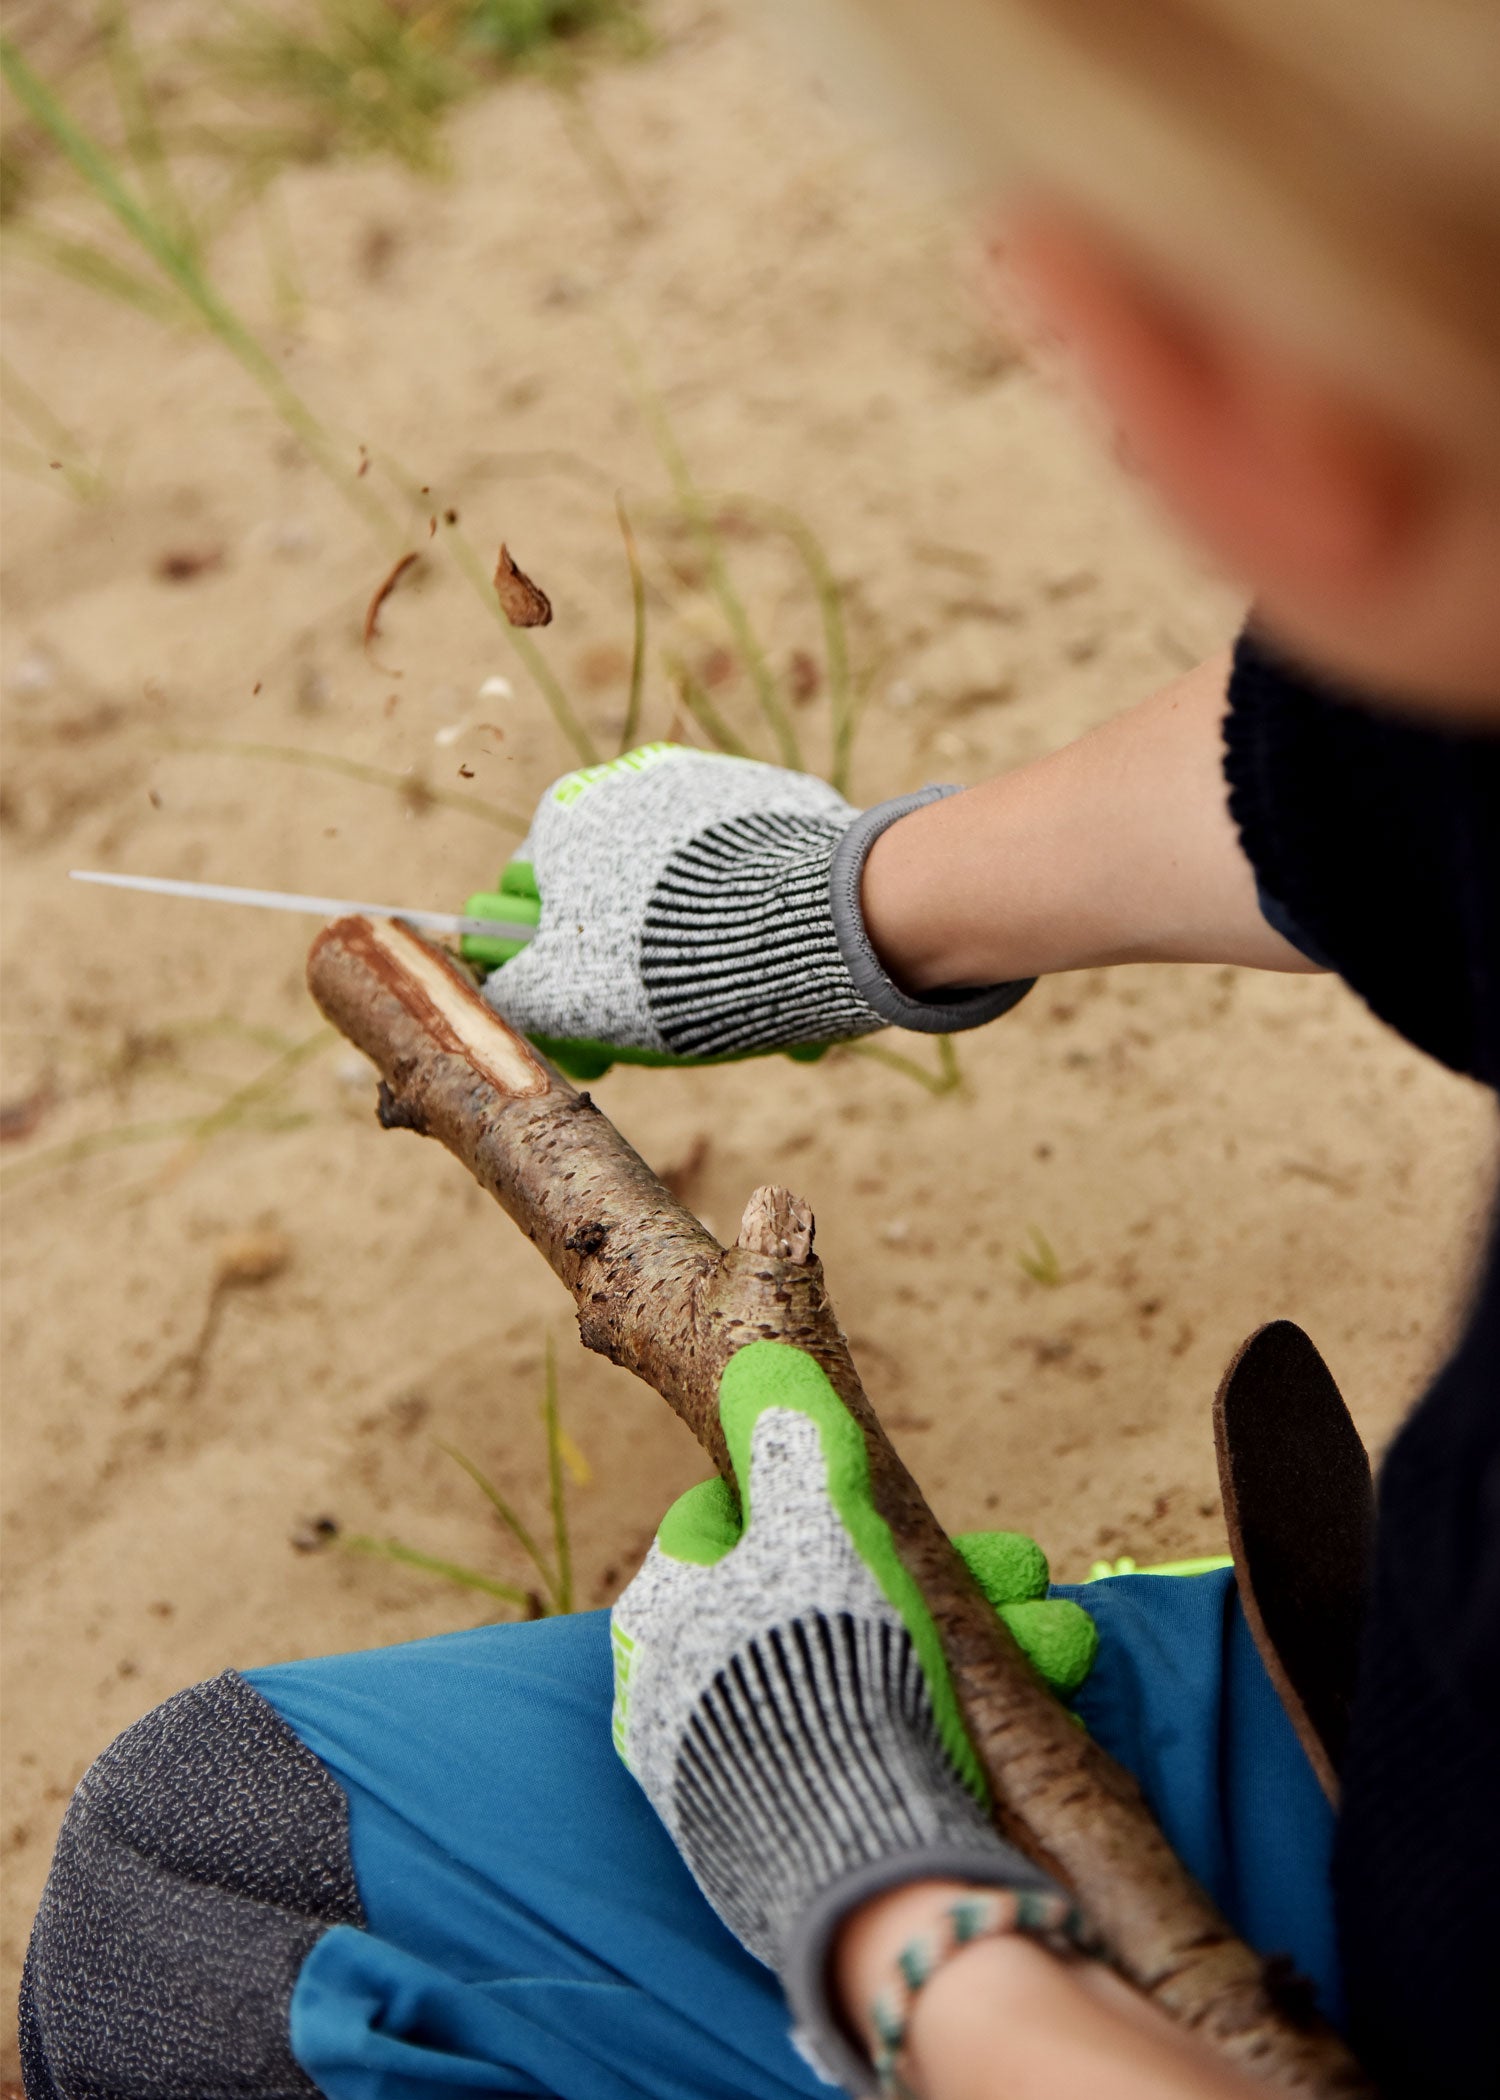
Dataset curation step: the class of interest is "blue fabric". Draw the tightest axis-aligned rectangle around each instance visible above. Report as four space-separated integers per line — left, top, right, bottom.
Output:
250 1616 810 2100
1071 1570 1341 2027
249 1567 1337 2100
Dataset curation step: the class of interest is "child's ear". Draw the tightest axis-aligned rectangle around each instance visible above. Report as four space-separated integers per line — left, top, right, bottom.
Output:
997 206 1430 612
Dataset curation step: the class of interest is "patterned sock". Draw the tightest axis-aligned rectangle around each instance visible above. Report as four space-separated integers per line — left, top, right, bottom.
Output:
20 1672 361 2100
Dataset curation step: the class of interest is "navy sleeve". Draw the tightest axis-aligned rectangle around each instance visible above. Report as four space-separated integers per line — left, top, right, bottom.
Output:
1222 626 1500 2097
1333 1235 1500 2099
1223 627 1500 1087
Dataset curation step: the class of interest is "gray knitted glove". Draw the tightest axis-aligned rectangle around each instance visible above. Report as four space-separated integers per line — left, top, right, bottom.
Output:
611 1341 1083 2093
462 744 1031 1076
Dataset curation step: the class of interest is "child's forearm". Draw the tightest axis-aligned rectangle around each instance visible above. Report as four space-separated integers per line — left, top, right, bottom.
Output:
835 1880 1265 2100
862 651 1321 991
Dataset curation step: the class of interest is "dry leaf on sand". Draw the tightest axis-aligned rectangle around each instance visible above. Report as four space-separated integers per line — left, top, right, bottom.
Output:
493 544 553 627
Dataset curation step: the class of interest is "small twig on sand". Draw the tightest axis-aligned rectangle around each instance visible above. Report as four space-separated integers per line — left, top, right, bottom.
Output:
364 549 420 659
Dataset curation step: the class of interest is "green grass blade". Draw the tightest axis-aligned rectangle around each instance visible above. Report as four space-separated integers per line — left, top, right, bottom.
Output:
341 1534 531 1605
842 1036 964 1097
780 512 854 795
257 181 305 326
509 624 599 768
615 492 647 754
438 1440 563 1611
0 1114 235 1187
0 1106 313 1188
751 499 855 793
98 0 198 262
0 33 617 771
182 1027 332 1147
0 1022 330 1189
0 31 394 538
548 72 645 231
200 0 466 175
6 223 189 324
165 734 527 832
617 334 800 769
154 1014 302 1056
665 656 750 758
0 354 106 499
542 1336 572 1613
936 1034 962 1094
1017 1226 1063 1288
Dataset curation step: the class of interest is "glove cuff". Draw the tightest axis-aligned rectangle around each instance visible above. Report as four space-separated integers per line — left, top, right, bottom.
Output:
781 1843 1064 2096
829 789 1035 1035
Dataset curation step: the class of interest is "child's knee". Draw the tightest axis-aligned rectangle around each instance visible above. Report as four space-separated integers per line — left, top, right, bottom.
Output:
19 1669 364 2099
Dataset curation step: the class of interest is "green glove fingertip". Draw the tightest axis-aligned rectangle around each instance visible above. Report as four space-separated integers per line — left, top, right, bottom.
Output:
953 1529 1050 1608
530 1035 617 1081
656 1475 741 1566
954 1531 1101 1697
500 859 541 900
997 1598 1100 1697
529 1034 831 1077
461 883 540 972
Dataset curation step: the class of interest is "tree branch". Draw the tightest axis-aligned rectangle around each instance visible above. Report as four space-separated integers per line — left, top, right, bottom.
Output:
308 915 1374 2096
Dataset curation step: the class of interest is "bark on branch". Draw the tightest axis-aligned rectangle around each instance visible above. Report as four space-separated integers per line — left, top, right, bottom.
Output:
308 916 1373 2097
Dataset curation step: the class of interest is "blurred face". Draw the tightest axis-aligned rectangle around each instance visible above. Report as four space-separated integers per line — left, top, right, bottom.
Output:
993 204 1500 726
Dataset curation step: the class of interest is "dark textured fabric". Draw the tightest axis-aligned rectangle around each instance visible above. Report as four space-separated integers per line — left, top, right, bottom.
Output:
1224 629 1500 2100
1224 628 1500 1086
1335 1240 1500 2098
20 1669 364 2100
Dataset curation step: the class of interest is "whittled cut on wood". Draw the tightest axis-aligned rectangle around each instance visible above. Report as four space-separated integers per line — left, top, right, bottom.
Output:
307 914 1373 2097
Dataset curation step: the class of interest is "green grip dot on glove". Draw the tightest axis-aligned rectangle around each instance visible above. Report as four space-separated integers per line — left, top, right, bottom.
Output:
462 860 541 973
952 1529 1100 1697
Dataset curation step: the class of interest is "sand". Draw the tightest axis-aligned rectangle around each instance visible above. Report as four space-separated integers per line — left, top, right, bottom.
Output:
2 3 1495 2072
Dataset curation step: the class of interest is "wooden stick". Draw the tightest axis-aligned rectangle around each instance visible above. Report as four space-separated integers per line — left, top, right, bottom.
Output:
308 915 1374 2096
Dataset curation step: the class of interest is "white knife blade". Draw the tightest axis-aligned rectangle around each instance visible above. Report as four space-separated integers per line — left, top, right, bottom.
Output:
68 869 537 945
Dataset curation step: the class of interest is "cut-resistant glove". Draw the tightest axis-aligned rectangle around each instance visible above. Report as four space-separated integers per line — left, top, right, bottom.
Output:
610 1341 1092 2091
464 744 1032 1079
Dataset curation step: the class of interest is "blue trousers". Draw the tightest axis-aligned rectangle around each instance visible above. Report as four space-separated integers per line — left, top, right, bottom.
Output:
244 1569 1339 2099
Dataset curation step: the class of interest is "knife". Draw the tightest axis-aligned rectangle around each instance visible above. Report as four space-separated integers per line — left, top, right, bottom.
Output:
68 869 537 945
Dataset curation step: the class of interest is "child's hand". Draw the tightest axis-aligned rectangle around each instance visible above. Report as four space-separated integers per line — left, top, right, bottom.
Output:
610 1340 1091 2088
463 744 1031 1079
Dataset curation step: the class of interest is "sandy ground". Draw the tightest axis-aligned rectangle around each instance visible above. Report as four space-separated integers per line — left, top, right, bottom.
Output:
2 3 1496 2073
